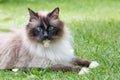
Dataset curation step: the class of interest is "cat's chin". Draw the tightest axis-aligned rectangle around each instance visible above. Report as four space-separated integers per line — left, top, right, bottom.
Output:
34 38 63 46
24 36 60 47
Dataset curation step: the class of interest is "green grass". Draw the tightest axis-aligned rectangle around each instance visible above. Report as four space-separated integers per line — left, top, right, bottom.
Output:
0 0 120 80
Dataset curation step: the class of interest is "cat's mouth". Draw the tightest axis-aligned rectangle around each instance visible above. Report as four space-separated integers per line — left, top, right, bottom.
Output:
43 40 50 47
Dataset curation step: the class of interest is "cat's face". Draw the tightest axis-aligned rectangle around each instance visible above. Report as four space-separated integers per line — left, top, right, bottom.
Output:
26 7 64 44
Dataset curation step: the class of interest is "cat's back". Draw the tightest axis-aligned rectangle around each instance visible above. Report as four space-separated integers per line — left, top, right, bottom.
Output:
0 32 18 45
0 32 13 43
0 32 22 48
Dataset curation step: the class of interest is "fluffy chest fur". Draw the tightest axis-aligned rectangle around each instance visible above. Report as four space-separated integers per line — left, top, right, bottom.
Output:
22 33 75 68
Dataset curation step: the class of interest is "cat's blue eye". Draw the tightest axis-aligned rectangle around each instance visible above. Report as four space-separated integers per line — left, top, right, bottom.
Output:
49 26 54 31
36 27 42 32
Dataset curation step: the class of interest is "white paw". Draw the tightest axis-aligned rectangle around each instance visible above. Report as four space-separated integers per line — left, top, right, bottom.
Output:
78 67 89 75
89 61 99 68
12 68 19 72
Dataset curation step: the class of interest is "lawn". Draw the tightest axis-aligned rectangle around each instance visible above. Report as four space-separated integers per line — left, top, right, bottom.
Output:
0 0 120 80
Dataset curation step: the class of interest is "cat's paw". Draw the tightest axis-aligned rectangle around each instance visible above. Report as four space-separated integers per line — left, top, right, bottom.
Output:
78 67 89 75
12 68 19 72
89 61 99 68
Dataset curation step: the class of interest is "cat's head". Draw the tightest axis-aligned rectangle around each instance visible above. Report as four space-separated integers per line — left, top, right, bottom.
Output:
26 7 64 45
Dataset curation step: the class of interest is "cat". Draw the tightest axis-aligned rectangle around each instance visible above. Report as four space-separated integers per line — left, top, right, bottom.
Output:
0 7 99 74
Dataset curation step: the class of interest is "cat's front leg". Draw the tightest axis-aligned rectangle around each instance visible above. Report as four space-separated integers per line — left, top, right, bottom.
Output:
50 64 89 75
50 64 81 72
72 58 99 68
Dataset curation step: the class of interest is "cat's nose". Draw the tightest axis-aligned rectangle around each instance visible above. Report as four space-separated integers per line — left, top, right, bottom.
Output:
43 31 48 39
44 31 48 36
44 31 48 37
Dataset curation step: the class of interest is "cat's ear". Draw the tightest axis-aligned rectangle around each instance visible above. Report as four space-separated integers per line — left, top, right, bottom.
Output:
49 7 59 19
28 8 39 22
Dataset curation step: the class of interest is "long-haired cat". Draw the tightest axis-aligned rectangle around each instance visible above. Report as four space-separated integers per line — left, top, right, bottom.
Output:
0 7 99 74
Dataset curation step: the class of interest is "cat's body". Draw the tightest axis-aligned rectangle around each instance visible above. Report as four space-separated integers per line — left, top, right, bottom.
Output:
0 27 74 69
0 8 99 74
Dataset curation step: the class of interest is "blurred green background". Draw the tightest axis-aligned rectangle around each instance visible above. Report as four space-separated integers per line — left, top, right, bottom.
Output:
0 0 120 80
